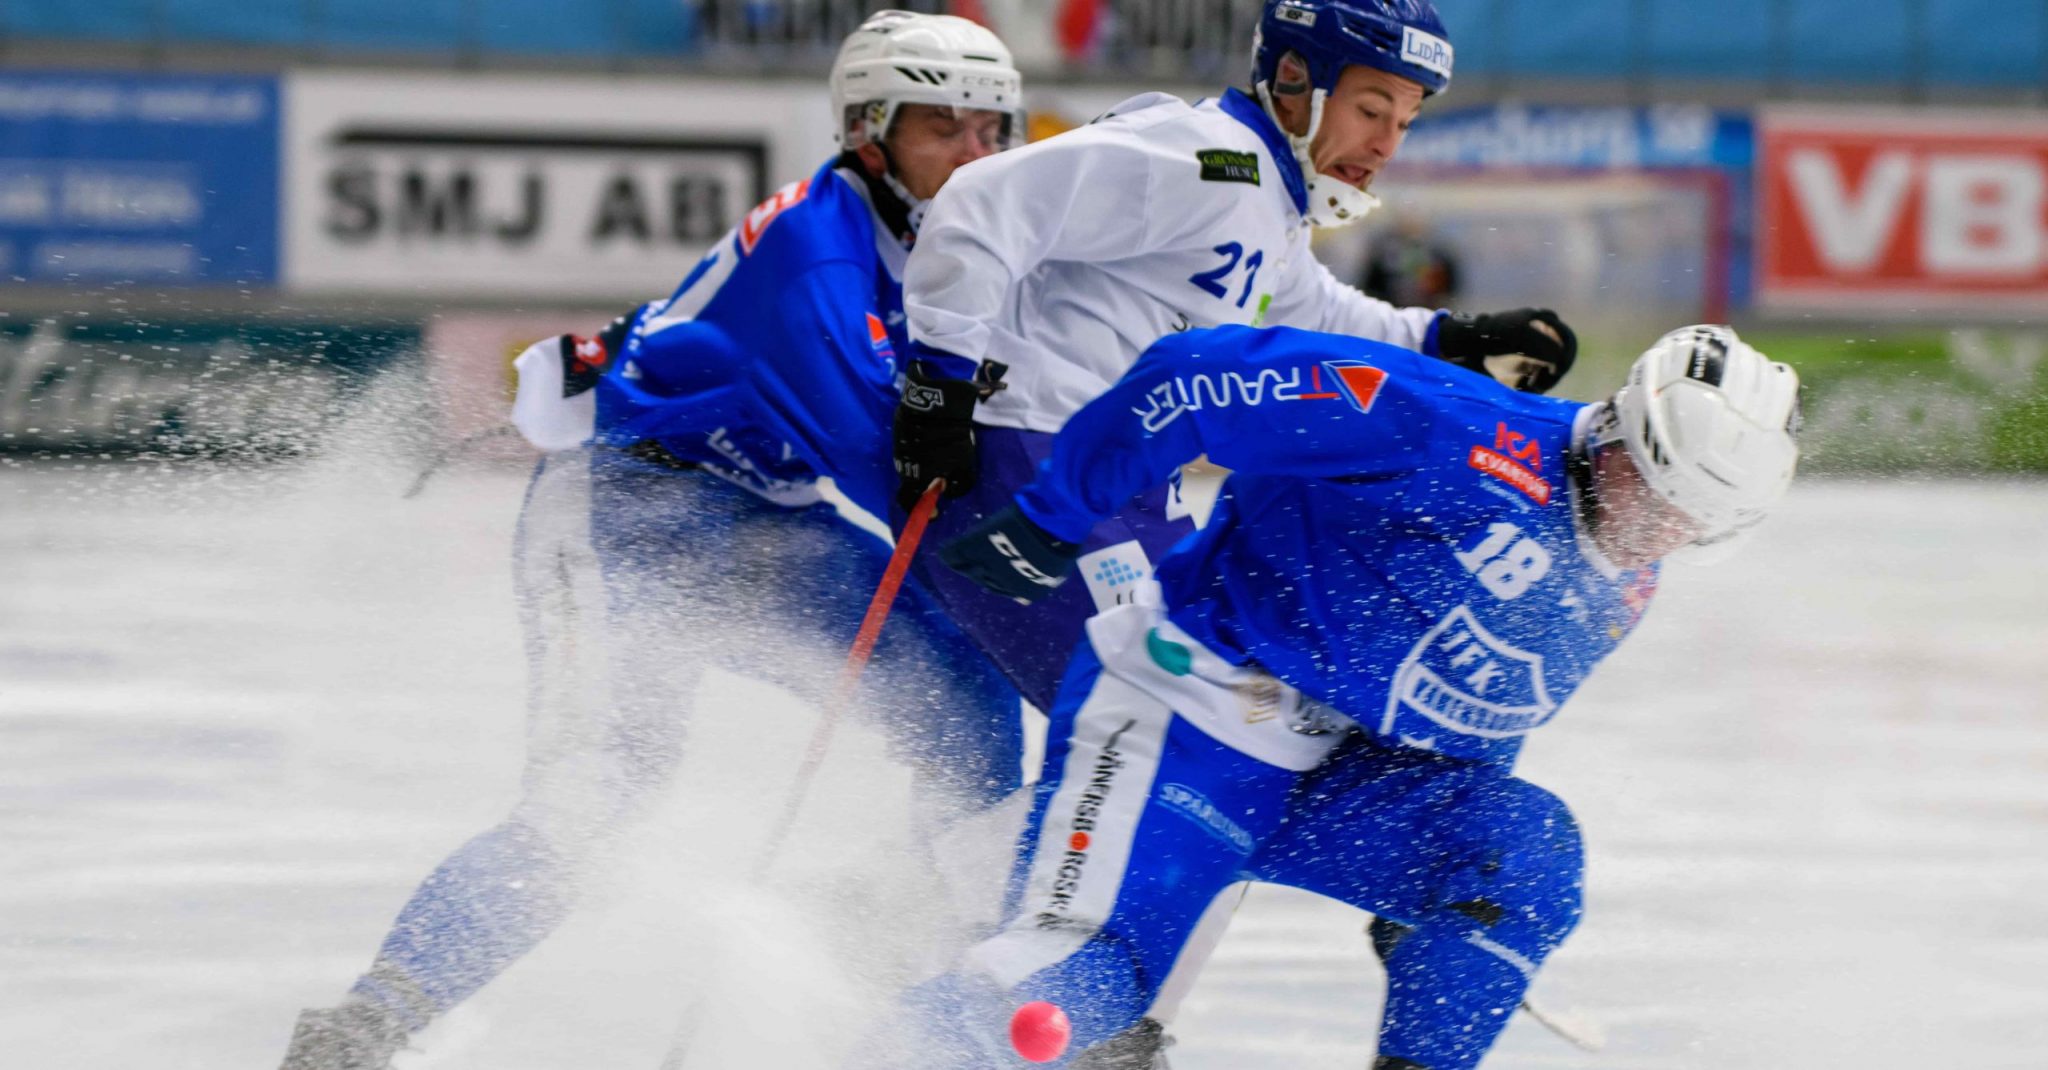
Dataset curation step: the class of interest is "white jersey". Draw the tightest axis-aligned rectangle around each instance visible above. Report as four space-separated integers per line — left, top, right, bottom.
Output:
905 89 1440 433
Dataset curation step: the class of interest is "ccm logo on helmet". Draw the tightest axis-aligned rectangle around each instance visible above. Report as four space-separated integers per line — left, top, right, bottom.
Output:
1401 27 1454 78
955 71 1019 91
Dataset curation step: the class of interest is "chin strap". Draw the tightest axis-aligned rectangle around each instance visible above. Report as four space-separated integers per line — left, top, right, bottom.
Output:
838 148 925 250
882 169 932 234
1568 428 1603 545
1570 400 1620 546
1255 82 1382 229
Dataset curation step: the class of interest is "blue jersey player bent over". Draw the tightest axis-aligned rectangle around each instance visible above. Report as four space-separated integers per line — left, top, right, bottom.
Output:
909 324 1801 1070
278 13 1028 1069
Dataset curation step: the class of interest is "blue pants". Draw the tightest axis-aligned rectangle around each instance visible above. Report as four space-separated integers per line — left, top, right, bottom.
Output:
350 447 1022 1029
916 610 1583 1070
910 426 1197 713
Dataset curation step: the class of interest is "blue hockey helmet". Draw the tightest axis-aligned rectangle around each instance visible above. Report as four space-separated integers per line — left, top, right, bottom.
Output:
1252 0 1454 98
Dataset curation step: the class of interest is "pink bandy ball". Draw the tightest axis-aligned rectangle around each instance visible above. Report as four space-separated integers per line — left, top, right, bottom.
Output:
1008 1000 1072 1063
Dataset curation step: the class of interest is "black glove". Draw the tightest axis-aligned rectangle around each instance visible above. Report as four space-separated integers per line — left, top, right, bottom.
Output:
937 504 1081 605
893 359 1007 513
1435 308 1578 394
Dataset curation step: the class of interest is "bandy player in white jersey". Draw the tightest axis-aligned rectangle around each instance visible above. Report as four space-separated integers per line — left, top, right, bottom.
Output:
891 0 1582 723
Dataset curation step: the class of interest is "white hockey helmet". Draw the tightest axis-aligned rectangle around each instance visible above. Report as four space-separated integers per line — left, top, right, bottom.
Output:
829 11 1025 153
1600 325 1803 544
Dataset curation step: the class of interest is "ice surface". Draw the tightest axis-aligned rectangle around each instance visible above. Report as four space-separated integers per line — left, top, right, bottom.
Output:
2 452 2044 1069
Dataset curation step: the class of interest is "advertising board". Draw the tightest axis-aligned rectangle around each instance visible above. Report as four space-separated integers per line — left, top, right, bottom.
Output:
0 70 279 286
284 71 834 299
0 318 415 454
1758 108 2048 316
1366 103 1753 321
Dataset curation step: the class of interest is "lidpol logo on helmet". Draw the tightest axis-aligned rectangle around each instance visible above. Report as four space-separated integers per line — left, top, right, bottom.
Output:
1400 26 1454 78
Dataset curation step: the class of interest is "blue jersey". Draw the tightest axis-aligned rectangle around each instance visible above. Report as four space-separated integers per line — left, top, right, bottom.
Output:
1014 325 1659 768
592 158 907 520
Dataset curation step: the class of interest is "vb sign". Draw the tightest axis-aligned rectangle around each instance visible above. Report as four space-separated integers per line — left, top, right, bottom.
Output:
1758 109 2048 313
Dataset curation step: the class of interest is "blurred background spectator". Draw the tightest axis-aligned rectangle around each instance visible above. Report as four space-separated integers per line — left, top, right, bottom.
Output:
1360 214 1462 310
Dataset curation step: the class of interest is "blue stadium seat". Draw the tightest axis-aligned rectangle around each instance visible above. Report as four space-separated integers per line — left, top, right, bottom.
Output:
1783 0 1912 83
7 0 156 42
308 0 468 54
1485 0 1634 77
162 0 314 47
0 0 2035 90
1923 0 2044 86
467 0 691 56
1642 0 1773 82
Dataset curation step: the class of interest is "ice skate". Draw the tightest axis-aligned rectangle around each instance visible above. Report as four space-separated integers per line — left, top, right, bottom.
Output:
1068 1017 1172 1070
276 997 409 1070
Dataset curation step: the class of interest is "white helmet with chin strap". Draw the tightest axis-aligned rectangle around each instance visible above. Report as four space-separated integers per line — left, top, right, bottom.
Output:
830 10 1024 155
829 11 1023 236
1595 325 1803 548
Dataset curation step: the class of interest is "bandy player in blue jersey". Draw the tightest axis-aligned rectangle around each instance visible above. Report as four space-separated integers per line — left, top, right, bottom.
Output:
911 324 1802 1070
277 14 1029 1069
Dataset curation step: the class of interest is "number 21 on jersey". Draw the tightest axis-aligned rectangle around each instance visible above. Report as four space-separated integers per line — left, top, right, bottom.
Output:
1187 242 1266 316
1454 522 1552 600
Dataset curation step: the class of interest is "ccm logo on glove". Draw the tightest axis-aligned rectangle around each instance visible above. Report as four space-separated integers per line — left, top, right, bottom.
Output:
989 531 1065 588
940 504 1082 605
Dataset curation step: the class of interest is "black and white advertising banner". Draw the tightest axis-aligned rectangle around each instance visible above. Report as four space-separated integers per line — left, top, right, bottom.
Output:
285 71 832 299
